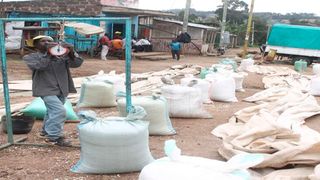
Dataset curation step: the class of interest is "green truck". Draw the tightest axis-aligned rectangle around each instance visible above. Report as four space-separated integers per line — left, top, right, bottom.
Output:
264 23 320 65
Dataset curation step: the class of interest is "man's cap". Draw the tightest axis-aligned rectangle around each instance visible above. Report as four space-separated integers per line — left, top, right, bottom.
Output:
115 31 121 34
31 35 54 47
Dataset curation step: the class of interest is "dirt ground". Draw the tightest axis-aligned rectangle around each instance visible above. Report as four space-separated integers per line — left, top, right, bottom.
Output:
0 48 319 180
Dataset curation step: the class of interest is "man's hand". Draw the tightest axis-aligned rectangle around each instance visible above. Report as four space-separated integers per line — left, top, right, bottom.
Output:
61 42 74 54
60 42 76 59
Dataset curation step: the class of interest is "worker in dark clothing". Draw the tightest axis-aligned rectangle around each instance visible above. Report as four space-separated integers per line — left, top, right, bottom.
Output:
23 35 83 146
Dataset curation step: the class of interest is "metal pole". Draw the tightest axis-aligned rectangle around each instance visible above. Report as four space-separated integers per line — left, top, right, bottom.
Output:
0 20 14 144
182 0 191 33
251 21 255 46
241 0 255 57
125 18 132 113
219 0 228 48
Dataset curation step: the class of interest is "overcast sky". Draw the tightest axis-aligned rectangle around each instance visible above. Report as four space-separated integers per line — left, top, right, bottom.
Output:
139 0 320 16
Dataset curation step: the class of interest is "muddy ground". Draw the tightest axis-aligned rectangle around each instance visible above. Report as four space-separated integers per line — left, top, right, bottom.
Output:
0 48 319 180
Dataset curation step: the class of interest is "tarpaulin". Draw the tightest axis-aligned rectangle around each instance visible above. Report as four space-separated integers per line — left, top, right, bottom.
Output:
267 24 320 50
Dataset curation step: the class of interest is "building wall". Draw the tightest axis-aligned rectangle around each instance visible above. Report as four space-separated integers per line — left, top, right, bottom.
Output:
0 0 102 17
150 19 216 54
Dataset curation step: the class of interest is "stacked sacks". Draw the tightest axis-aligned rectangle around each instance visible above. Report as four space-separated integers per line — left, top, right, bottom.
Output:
71 106 154 174
117 95 176 135
139 140 264 180
161 85 212 119
180 74 211 103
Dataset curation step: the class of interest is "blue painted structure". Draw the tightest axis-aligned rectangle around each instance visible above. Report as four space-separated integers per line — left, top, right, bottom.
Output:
0 17 132 147
101 13 139 39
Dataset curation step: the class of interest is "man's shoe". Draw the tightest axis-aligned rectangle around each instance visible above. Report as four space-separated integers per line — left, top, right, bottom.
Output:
45 137 72 147
37 131 48 139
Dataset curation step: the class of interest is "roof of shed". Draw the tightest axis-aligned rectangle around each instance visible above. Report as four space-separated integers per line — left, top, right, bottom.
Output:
154 18 219 30
101 5 175 17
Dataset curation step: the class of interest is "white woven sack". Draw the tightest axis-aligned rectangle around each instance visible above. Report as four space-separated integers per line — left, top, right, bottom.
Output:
239 58 254 72
77 81 116 108
180 76 211 103
71 107 154 174
313 64 320 76
117 96 176 135
232 73 245 92
310 76 320 96
207 75 238 102
139 140 264 180
161 85 212 119
90 74 125 95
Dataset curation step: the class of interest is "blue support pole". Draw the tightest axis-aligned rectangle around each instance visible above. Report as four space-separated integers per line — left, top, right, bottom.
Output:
0 20 14 144
133 16 139 38
125 18 132 113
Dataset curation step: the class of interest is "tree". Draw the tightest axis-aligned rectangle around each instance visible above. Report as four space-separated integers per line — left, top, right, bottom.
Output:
252 16 268 45
215 0 249 46
227 0 248 12
178 10 200 23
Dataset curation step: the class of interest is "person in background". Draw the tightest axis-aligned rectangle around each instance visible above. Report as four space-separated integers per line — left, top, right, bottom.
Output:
99 33 111 61
170 39 181 60
113 31 122 39
23 35 83 146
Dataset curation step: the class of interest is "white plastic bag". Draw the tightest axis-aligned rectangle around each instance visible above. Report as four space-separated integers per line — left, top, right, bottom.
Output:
71 106 154 174
117 95 176 135
161 85 212 119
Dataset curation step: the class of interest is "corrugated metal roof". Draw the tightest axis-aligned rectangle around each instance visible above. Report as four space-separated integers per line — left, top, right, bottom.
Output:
101 6 175 17
154 18 219 30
